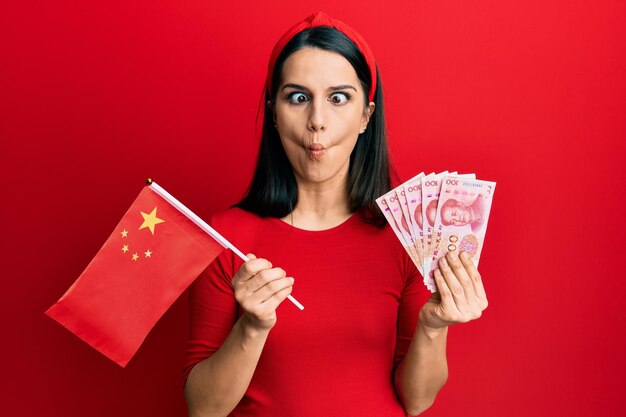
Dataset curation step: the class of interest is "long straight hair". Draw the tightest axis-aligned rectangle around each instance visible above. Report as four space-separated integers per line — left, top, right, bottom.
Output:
235 26 396 227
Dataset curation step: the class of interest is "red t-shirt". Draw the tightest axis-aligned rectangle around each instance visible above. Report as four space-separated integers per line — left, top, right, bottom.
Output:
183 207 430 416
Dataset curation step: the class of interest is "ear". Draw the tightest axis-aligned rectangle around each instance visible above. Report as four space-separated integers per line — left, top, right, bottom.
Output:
359 102 376 134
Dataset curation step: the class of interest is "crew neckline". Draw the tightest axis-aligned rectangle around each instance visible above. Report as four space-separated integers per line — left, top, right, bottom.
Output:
267 212 360 236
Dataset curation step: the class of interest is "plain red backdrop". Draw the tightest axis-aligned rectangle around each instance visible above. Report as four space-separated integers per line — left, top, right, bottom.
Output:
1 1 624 416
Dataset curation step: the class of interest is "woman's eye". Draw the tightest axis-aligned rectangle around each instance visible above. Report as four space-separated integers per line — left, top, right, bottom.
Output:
287 92 309 104
329 92 350 105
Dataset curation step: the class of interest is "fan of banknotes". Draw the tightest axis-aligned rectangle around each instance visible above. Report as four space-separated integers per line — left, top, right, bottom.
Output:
376 171 496 292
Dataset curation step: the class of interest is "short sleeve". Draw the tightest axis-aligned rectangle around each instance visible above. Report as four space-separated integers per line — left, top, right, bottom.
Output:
393 253 431 369
181 247 241 388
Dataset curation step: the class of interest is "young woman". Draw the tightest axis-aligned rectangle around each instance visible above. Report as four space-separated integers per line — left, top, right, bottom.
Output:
183 12 488 417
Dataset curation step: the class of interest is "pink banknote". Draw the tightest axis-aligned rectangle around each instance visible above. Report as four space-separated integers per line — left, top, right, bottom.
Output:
401 176 426 275
404 179 425 264
420 172 449 274
398 173 425 273
386 189 424 273
375 194 423 273
426 176 496 290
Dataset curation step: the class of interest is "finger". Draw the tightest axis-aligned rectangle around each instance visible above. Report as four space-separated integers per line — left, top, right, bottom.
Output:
236 257 274 284
232 253 257 286
459 251 488 304
259 279 294 310
446 251 478 301
252 276 294 304
249 267 287 292
439 256 470 311
235 274 292 311
433 268 461 316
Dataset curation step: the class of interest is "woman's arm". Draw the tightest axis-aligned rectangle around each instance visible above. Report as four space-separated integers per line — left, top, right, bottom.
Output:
184 254 294 417
184 315 270 417
394 250 488 415
393 314 449 415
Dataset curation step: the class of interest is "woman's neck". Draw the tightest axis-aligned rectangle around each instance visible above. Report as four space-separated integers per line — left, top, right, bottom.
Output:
282 173 352 231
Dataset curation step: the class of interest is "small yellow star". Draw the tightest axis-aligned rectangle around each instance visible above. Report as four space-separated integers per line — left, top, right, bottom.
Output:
144 250 152 258
121 229 128 238
122 244 129 253
139 207 165 235
132 253 139 261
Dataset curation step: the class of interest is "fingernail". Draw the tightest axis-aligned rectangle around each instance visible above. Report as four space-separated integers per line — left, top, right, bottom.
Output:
448 251 457 260
440 257 448 268
290 278 295 284
460 252 468 260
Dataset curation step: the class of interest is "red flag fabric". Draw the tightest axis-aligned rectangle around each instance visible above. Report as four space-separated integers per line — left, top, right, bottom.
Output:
46 185 225 367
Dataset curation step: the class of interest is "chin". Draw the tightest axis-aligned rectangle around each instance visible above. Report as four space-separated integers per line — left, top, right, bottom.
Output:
301 172 328 183
296 167 332 183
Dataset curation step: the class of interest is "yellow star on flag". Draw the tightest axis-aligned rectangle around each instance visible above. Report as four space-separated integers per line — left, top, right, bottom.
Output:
144 250 152 258
121 229 128 238
132 253 139 261
122 244 129 253
139 207 165 235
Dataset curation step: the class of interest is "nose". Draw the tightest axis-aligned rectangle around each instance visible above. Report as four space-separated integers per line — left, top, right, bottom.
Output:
307 96 327 132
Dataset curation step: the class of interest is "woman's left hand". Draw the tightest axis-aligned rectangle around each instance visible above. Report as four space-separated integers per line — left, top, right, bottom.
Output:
419 250 488 337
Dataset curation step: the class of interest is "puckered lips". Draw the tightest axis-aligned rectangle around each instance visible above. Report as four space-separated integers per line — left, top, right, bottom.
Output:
306 143 326 160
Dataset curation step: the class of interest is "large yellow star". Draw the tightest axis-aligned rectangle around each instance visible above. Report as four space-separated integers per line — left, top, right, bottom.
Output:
139 207 165 235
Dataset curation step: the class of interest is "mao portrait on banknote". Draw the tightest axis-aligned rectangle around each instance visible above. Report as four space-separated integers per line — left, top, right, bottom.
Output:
428 178 496 282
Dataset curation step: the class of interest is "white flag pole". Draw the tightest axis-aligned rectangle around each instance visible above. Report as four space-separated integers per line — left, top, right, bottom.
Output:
147 179 304 311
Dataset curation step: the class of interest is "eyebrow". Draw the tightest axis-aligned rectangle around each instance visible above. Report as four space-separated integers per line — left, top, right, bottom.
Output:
280 83 357 92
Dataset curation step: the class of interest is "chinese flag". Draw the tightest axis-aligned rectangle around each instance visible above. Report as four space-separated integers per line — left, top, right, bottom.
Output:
46 185 224 367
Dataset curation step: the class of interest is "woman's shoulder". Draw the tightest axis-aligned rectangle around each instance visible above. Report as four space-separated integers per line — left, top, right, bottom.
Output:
209 206 260 226
208 206 269 247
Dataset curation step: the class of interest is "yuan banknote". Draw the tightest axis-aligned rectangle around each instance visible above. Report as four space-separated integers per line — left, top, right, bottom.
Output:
402 175 435 291
376 192 423 275
426 176 496 290
420 172 449 274
398 173 425 271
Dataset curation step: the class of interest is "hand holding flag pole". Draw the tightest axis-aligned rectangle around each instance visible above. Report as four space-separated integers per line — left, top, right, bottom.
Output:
147 179 304 311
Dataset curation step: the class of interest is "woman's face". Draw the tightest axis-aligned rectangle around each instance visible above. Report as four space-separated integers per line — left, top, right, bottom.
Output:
271 47 375 186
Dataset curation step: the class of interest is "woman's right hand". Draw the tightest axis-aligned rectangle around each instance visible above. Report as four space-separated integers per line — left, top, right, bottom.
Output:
232 254 294 331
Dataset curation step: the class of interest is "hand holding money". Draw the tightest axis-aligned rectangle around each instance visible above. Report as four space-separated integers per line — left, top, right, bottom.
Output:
418 250 489 337
376 172 496 293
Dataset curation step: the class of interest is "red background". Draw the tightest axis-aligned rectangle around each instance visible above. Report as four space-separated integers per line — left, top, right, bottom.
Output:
2 1 624 416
